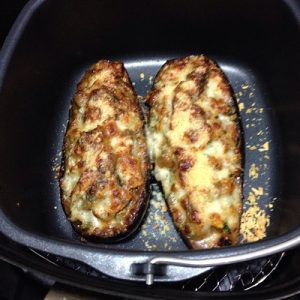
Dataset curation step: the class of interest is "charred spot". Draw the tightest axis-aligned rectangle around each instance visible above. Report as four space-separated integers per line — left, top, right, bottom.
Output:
183 225 191 235
211 98 230 114
97 159 106 174
187 71 206 82
191 105 205 118
178 171 186 186
110 196 124 213
228 124 239 142
77 161 84 169
190 209 201 224
187 73 208 95
218 237 232 247
179 158 194 172
116 174 124 186
68 127 79 137
172 208 183 224
84 106 101 122
146 90 160 105
97 154 114 174
96 179 107 190
180 198 189 210
112 189 120 198
216 178 235 195
74 142 85 155
88 183 97 196
208 155 223 170
217 81 230 95
211 122 221 130
173 59 187 70
174 147 184 156
73 220 83 228
124 207 138 227
127 156 138 167
81 128 103 145
105 121 117 135
75 91 85 98
221 139 229 153
78 172 93 185
184 130 199 143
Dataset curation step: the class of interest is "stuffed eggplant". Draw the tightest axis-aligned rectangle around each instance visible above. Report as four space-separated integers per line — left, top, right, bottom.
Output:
60 60 150 239
146 55 243 249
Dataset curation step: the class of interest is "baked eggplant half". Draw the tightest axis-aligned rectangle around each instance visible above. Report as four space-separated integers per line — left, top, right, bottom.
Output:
60 60 150 240
146 55 243 249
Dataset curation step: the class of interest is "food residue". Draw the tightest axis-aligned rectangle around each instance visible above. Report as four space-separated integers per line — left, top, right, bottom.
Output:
237 82 273 243
249 163 259 179
238 102 245 111
241 205 270 242
139 73 145 80
140 185 179 251
259 142 269 152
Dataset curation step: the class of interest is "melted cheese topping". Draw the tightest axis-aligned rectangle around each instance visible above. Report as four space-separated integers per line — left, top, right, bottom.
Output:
146 55 242 249
60 60 149 238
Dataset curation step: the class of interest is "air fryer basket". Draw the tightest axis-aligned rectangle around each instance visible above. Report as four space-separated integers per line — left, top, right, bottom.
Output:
0 0 300 284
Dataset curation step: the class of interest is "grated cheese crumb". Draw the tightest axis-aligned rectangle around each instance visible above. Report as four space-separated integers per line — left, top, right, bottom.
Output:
241 206 270 242
259 142 269 152
251 187 264 196
249 163 259 179
247 145 257 150
238 102 245 111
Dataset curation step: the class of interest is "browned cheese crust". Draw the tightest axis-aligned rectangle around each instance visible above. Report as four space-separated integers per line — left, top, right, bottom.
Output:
60 60 150 238
146 55 243 249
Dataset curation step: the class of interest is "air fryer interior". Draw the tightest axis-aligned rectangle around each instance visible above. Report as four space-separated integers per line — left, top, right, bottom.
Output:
0 0 299 251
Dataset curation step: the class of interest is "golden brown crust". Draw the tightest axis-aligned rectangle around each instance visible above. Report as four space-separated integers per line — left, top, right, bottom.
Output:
146 55 243 249
60 60 150 239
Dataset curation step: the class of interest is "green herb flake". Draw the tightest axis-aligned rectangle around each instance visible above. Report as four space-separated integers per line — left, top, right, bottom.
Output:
223 224 231 234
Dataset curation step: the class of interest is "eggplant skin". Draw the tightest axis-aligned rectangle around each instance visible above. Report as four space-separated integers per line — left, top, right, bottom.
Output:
146 55 243 249
60 60 150 240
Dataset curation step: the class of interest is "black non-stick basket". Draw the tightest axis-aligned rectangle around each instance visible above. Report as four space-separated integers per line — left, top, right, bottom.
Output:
0 0 300 286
